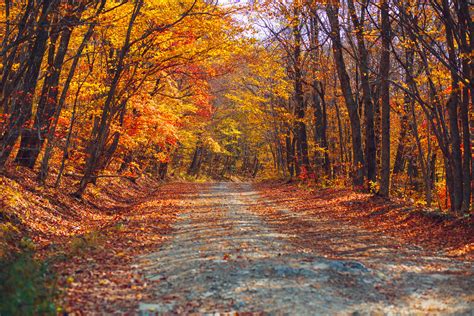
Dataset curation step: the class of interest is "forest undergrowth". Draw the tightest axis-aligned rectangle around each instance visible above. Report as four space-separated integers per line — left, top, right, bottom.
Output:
0 167 192 313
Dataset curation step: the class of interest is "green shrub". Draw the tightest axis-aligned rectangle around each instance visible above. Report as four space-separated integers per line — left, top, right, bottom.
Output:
0 251 59 315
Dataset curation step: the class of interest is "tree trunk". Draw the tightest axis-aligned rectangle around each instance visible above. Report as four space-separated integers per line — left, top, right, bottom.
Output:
312 83 330 177
379 0 391 196
292 7 310 174
188 145 203 176
15 3 79 168
285 129 295 178
393 49 414 174
456 0 472 212
326 2 365 186
75 0 142 197
0 0 55 168
38 1 103 183
347 0 376 185
158 162 168 180
0 0 34 114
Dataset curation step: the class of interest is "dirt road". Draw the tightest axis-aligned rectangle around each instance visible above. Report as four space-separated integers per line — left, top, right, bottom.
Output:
137 182 473 315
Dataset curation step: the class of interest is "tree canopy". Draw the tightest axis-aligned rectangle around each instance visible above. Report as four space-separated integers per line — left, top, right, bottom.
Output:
0 0 472 213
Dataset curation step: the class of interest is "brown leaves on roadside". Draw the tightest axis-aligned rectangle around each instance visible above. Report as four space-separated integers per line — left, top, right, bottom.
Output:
1 166 197 314
254 182 474 261
56 182 198 314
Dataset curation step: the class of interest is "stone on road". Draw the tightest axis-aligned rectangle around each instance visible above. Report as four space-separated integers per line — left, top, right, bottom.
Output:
137 182 473 315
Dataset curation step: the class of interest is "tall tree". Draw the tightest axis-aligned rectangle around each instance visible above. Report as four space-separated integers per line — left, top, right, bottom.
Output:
0 0 58 168
346 0 376 185
326 1 365 186
379 0 391 196
291 4 311 175
15 0 87 168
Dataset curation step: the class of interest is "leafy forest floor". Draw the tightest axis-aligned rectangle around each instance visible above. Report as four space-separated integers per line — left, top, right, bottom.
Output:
1 169 473 314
